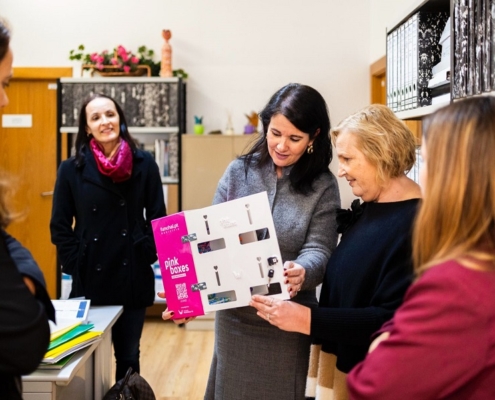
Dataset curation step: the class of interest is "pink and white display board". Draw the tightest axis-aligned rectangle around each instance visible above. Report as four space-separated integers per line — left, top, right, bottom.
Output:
152 192 289 319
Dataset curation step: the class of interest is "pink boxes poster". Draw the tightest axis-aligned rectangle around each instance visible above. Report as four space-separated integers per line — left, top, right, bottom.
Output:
151 192 289 319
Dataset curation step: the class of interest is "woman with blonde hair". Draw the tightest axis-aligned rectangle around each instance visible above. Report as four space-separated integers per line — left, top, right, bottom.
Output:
251 103 421 399
348 97 495 399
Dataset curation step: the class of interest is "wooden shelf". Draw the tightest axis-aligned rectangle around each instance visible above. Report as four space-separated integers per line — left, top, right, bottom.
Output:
60 126 179 134
395 101 450 120
59 77 181 84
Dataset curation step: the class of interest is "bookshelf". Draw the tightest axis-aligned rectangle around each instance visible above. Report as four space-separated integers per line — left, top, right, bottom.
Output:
57 77 186 212
387 0 495 120
386 0 451 120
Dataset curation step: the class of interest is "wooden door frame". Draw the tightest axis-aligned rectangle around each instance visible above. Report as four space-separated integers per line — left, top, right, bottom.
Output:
370 56 386 104
13 67 72 80
10 67 72 299
369 57 422 144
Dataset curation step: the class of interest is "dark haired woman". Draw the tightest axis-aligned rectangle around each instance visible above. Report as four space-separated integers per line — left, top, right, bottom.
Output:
204 83 340 399
50 93 166 381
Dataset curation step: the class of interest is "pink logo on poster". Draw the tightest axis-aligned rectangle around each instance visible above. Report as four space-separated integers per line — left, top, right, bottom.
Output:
152 213 204 318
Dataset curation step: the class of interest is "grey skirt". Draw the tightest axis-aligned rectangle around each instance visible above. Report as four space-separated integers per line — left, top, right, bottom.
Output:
204 301 312 400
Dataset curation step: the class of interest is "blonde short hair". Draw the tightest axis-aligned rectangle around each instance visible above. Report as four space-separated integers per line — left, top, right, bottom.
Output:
330 104 417 185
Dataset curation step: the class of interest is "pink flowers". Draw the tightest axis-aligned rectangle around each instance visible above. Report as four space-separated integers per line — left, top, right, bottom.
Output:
69 44 160 76
74 45 142 72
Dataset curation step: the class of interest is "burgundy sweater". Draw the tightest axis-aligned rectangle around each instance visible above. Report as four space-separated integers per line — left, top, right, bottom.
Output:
348 260 495 399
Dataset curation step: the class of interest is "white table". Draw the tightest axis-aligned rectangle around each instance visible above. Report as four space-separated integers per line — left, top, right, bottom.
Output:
22 305 123 400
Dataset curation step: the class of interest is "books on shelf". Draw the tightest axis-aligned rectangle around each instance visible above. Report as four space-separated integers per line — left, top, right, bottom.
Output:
137 133 179 182
387 10 449 112
453 0 493 98
154 134 179 180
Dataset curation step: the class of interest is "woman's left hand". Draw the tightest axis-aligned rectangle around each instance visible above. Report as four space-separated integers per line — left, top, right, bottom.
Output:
157 291 196 325
284 261 305 298
249 295 310 334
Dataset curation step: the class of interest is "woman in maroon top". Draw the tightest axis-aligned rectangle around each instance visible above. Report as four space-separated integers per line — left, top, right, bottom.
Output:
348 97 495 399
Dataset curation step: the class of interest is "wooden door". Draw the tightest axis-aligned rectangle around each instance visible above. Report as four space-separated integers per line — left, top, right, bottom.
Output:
0 67 72 298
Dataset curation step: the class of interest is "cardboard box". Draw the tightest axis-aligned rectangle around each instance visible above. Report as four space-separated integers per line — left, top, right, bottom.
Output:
151 192 289 319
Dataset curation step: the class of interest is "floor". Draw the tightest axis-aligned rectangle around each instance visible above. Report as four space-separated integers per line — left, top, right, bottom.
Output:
112 318 215 400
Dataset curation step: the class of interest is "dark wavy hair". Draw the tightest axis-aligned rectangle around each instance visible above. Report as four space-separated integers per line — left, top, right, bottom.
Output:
74 93 137 166
0 17 11 61
243 83 332 194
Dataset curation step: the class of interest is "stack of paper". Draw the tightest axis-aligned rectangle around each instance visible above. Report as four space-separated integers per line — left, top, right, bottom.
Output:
41 326 102 364
38 299 102 367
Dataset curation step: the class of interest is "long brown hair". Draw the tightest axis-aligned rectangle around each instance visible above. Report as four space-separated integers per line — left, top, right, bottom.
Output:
413 97 495 274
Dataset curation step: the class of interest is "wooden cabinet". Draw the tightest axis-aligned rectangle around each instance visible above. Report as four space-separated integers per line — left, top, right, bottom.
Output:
181 134 257 210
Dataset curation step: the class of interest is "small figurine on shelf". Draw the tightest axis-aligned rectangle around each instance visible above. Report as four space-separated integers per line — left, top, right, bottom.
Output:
244 111 259 134
225 110 235 135
160 29 173 78
194 116 204 135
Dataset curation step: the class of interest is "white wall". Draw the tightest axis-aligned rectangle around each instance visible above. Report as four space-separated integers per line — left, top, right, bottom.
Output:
369 0 396 63
1 0 374 207
369 0 419 63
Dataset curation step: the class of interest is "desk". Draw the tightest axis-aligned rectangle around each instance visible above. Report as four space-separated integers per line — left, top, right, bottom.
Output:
22 306 123 400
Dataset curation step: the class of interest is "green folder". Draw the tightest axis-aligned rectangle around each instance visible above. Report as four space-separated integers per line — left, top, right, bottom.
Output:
38 353 75 370
48 323 95 350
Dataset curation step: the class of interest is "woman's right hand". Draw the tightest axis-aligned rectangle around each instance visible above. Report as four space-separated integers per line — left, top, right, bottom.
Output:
284 261 305 298
158 292 196 324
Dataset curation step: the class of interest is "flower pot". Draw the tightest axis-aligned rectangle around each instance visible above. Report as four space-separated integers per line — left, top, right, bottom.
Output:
82 64 151 77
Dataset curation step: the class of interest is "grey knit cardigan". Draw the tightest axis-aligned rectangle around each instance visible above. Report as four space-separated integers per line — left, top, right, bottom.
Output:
213 158 341 300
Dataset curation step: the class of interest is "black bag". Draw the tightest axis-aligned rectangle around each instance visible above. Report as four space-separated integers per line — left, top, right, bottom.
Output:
103 367 156 400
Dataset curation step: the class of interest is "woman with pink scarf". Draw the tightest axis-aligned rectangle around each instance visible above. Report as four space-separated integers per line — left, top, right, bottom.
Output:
50 93 166 382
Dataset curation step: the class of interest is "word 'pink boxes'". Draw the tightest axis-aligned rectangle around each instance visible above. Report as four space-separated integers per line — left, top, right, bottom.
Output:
151 192 289 319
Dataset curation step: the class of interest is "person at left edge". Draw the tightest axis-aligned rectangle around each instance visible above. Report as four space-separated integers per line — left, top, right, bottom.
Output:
50 93 166 381
1 17 55 399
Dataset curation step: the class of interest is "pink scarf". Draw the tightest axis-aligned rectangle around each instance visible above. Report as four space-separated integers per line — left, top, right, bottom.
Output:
90 138 133 183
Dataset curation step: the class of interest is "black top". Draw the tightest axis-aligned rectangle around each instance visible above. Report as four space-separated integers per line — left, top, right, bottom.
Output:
50 147 166 308
3 231 55 322
311 199 420 373
0 231 50 399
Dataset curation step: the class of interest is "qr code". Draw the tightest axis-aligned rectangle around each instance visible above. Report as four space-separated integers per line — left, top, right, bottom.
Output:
176 283 188 300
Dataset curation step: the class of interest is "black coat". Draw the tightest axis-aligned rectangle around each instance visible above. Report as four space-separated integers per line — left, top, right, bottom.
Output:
50 146 166 308
0 232 50 399
3 231 55 322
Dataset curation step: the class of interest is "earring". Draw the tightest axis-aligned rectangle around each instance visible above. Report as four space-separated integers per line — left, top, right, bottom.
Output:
307 144 314 154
